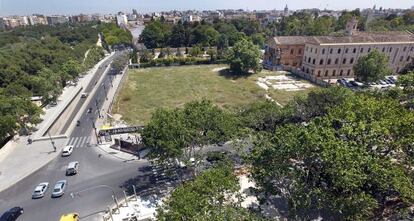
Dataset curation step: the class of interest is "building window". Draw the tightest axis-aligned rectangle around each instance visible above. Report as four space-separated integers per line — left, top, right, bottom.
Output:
308 57 311 63
411 47 413 51
338 48 341 54
360 48 364 53
298 49 302 54
353 48 357 53
407 56 411 62
345 48 349 53
400 56 404 62
317 70 321 77
350 58 354 64
306 68 309 73
389 47 392 52
311 48 313 53
347 69 351 76
305 47 308 52
333 70 336 76
322 49 325 54
327 59 331 65
319 59 324 65
403 47 407 52
340 70 343 76
313 59 316 65
382 48 385 52
343 58 347 64
368 47 371 52
335 58 339 65
330 49 333 54
325 70 329 76
311 69 314 75
315 49 318 54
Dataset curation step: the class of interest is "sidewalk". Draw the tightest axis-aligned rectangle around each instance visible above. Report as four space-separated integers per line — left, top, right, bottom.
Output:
0 53 114 192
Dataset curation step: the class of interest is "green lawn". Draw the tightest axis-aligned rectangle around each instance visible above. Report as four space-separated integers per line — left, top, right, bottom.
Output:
113 65 318 125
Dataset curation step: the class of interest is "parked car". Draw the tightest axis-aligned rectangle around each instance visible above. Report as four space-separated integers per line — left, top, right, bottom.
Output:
32 182 49 199
80 93 88 98
387 77 396 84
0 207 24 221
66 161 79 176
378 80 387 85
51 180 67 198
349 81 359 87
384 79 393 84
61 145 74 157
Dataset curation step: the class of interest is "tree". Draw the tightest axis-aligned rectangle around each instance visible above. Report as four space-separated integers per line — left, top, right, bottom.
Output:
157 164 262 221
140 21 171 48
111 53 129 73
142 100 239 166
190 45 202 57
139 50 154 63
353 50 392 83
169 23 186 47
240 100 285 132
250 93 414 220
250 33 265 48
206 47 217 62
227 39 262 74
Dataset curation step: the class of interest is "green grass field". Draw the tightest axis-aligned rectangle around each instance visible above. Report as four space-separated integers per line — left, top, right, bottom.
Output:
113 65 317 125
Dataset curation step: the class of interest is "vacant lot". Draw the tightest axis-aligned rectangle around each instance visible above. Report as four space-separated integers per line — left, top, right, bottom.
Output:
113 65 317 124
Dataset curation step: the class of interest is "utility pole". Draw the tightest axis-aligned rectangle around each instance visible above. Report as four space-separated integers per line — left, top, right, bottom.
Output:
47 132 56 152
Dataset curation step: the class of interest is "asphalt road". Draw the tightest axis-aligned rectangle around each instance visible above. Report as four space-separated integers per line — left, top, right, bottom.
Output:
0 50 151 221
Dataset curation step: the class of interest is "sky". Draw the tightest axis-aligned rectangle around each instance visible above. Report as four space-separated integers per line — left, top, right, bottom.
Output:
0 0 413 16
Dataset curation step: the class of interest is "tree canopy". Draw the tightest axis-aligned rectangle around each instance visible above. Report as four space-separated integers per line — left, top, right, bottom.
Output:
157 163 262 221
353 49 392 83
226 39 262 74
249 88 414 220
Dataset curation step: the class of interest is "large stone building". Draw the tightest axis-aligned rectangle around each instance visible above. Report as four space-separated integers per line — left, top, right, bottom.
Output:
301 32 414 80
265 32 414 80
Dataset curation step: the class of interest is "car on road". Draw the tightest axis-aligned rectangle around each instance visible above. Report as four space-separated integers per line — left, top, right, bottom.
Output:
32 182 49 199
87 107 92 113
61 145 74 157
80 93 88 98
51 180 67 198
60 213 79 221
0 207 24 221
76 121 80 126
66 161 79 176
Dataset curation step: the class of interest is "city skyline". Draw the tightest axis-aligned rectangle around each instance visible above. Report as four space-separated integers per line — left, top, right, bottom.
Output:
1 0 413 16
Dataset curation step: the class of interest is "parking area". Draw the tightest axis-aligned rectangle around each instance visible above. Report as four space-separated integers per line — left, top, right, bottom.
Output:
336 76 398 90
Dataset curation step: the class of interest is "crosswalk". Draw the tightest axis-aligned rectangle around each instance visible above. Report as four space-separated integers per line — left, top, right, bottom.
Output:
67 136 92 148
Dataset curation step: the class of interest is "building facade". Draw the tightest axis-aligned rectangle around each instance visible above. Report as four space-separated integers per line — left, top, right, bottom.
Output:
265 32 414 79
264 36 311 70
302 33 414 79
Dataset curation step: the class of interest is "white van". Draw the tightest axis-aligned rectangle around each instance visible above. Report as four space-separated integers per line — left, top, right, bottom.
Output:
66 161 79 176
62 145 74 157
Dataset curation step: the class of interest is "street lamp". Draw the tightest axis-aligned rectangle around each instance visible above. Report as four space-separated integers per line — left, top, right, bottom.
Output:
47 132 57 152
70 185 120 212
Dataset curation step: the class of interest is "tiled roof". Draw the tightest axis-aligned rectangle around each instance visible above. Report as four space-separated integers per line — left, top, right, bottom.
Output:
272 32 414 45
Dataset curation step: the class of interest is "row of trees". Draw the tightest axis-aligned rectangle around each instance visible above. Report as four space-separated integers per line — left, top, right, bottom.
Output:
140 19 265 49
0 22 116 143
143 76 414 219
100 23 133 47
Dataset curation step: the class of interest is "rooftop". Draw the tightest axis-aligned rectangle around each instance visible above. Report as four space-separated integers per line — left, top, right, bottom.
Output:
272 31 414 45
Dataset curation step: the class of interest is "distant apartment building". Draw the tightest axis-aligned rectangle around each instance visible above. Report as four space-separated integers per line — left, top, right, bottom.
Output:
46 16 69 25
116 14 128 27
181 14 193 23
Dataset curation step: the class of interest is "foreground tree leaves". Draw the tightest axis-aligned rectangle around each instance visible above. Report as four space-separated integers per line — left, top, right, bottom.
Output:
250 94 414 220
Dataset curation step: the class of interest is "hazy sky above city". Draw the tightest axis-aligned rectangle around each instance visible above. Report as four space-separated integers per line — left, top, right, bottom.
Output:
0 0 413 16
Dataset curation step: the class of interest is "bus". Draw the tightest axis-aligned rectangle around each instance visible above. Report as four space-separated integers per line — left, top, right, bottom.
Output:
59 213 79 221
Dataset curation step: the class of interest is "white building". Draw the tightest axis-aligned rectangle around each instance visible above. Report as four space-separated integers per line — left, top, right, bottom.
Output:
116 14 128 27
